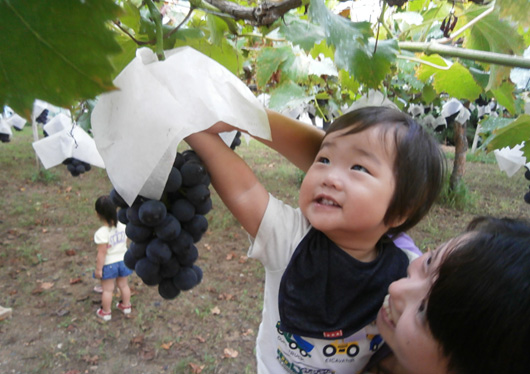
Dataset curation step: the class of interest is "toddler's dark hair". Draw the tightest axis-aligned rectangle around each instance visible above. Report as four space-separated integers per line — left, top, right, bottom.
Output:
95 195 118 227
326 106 446 235
427 216 530 374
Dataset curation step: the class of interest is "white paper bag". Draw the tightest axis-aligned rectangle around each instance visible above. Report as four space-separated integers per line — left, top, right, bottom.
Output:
494 143 526 177
91 46 271 206
32 126 105 169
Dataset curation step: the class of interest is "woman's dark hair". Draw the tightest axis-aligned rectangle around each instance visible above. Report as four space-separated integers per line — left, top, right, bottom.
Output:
95 195 118 227
325 106 446 235
427 216 530 374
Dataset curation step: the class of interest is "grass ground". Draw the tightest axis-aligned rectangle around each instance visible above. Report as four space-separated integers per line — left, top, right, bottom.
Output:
0 128 528 373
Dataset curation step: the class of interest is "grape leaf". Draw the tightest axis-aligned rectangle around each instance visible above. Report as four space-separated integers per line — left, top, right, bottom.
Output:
268 81 314 111
491 81 516 115
485 114 530 159
280 15 326 52
497 0 530 27
461 5 524 91
309 0 385 86
0 0 122 120
255 47 292 89
416 55 481 101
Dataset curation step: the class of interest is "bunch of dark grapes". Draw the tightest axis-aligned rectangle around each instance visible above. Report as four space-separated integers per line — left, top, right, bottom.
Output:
63 157 91 177
0 132 10 143
36 109 49 125
524 167 530 204
113 149 212 299
230 131 242 150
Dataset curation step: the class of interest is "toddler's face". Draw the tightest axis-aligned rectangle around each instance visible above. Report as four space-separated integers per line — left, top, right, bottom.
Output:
298 125 398 254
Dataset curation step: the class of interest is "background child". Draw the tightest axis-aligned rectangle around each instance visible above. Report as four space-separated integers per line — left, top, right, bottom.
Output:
185 106 445 373
93 195 133 321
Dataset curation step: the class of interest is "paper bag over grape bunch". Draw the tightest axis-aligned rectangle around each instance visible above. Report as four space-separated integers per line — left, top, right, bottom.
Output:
91 46 271 206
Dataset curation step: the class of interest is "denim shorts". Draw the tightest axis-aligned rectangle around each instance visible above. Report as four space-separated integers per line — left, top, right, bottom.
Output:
93 261 133 280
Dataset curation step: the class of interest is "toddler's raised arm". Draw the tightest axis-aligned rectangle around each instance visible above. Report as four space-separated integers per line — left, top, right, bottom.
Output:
185 131 268 238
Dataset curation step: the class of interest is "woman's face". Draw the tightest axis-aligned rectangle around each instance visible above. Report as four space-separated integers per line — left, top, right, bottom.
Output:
376 237 469 374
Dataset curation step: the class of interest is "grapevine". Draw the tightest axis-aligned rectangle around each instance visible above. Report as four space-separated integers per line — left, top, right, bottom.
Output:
114 149 212 299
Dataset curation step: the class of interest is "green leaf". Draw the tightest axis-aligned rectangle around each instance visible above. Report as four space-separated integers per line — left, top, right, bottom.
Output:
485 114 530 159
255 47 292 89
350 39 399 88
280 15 326 52
416 55 481 101
0 0 123 120
461 5 524 90
491 81 516 115
421 84 437 104
497 0 530 28
175 38 243 76
268 81 314 111
207 14 227 46
478 116 513 134
309 0 382 85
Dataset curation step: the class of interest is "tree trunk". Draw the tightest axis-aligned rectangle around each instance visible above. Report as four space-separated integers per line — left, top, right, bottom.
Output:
449 120 467 191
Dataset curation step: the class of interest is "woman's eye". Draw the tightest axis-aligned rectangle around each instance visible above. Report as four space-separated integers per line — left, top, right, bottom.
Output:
352 164 369 173
418 300 426 313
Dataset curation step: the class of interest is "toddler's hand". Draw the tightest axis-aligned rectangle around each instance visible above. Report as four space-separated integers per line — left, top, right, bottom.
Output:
95 269 103 279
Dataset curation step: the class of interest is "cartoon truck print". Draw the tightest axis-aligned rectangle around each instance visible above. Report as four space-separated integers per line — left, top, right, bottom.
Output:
276 322 315 357
322 340 360 357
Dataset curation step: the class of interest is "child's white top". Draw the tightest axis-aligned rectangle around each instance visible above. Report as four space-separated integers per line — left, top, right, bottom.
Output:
248 195 417 374
94 222 128 265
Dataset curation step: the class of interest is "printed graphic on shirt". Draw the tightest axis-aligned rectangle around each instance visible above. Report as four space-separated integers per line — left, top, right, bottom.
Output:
109 229 126 247
274 321 383 373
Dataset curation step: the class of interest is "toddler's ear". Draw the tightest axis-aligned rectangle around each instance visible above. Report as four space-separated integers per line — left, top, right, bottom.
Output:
388 215 407 229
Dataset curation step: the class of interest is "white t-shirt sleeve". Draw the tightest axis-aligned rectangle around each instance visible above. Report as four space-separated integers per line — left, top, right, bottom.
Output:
94 226 110 245
248 194 310 271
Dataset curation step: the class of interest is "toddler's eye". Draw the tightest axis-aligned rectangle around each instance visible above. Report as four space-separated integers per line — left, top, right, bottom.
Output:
352 164 369 173
317 157 330 164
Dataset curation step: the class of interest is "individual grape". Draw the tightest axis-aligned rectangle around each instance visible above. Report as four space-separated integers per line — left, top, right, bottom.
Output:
193 265 203 284
139 199 167 227
164 167 182 193
194 198 212 215
159 256 181 279
123 249 138 270
135 257 162 286
170 230 194 254
181 161 207 187
173 152 185 169
525 168 530 181
128 241 148 259
175 244 199 267
125 222 152 243
110 188 128 208
146 238 172 264
525 191 530 204
126 201 143 225
170 199 195 222
117 208 129 224
154 214 181 241
173 266 199 291
158 278 181 299
183 214 209 242
182 149 200 163
184 184 210 206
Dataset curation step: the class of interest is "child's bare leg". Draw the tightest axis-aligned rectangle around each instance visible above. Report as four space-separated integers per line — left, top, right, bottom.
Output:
100 278 115 313
116 276 131 306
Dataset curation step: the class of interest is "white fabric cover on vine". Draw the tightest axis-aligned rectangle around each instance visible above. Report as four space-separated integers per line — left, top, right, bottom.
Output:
91 46 270 206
